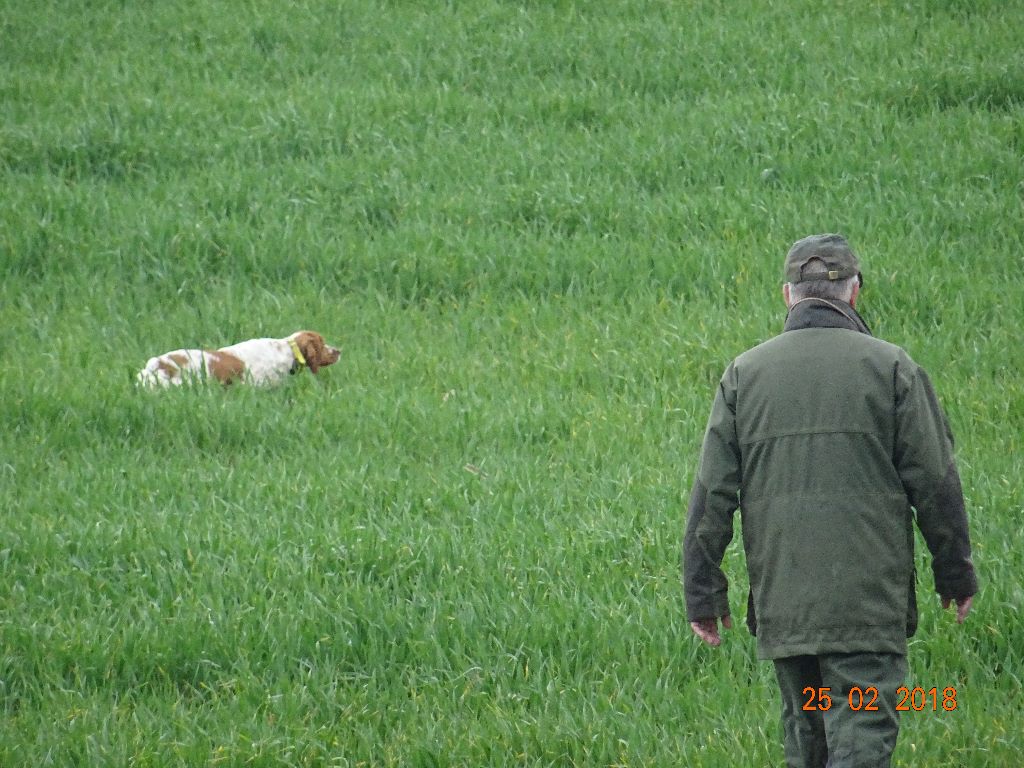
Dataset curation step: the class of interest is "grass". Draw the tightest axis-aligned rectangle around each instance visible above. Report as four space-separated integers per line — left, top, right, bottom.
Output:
2 0 1023 764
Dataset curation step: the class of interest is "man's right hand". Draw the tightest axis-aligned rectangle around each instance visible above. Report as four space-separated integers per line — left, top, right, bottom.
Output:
942 595 973 624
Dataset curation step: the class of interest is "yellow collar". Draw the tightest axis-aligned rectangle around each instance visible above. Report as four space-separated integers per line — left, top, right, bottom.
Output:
288 339 307 368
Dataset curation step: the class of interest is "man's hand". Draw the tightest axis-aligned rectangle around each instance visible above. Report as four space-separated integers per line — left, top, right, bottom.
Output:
690 614 732 646
942 595 973 624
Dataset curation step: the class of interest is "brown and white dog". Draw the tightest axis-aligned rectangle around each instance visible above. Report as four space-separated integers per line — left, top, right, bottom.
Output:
137 331 340 388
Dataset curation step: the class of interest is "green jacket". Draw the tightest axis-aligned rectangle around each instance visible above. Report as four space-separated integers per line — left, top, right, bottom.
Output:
683 299 977 659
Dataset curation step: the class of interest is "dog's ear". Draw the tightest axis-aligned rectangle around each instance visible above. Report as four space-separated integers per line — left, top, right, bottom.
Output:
298 332 325 374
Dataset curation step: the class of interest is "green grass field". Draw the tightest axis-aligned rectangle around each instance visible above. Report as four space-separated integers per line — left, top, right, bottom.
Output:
2 0 1022 764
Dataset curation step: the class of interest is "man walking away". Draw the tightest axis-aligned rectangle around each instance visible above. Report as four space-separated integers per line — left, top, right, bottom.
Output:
683 234 977 767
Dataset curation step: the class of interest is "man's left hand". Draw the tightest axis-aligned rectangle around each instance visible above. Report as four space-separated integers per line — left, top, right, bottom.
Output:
690 614 732 646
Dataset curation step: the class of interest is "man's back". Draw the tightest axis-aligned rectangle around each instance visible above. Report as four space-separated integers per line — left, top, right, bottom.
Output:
727 324 923 659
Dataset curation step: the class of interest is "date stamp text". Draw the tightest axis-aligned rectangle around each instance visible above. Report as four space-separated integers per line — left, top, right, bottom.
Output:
802 686 958 712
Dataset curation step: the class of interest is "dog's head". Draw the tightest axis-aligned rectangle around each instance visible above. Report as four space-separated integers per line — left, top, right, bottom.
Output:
289 331 341 374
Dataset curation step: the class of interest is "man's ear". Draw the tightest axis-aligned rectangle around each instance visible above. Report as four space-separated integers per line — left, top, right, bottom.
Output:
782 283 792 309
849 280 860 308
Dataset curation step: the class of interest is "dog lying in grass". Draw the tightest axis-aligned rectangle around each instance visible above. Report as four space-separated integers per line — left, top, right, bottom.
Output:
137 330 340 388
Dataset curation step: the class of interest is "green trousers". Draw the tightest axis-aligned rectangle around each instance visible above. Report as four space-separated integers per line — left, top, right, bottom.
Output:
773 652 908 768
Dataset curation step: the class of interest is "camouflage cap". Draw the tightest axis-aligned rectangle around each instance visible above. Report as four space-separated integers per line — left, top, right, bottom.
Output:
784 233 862 284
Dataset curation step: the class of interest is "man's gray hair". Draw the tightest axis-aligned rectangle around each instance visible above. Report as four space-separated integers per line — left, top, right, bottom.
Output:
787 258 859 303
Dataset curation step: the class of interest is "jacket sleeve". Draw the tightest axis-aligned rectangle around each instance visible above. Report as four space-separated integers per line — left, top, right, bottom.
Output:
683 363 741 621
894 359 978 600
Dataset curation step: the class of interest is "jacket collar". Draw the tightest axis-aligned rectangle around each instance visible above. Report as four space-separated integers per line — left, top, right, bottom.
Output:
784 297 873 336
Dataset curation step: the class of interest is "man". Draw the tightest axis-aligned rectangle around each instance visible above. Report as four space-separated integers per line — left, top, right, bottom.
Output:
682 234 977 767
